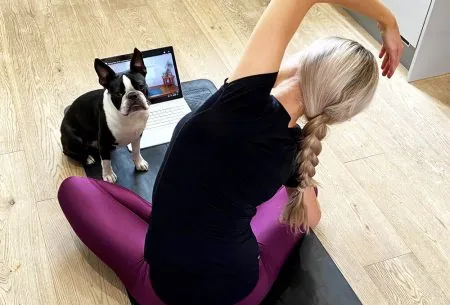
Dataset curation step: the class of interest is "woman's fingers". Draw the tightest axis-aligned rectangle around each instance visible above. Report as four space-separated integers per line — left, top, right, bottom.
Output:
379 22 404 78
381 52 389 70
388 52 396 78
388 44 403 78
380 45 402 78
382 53 390 77
388 53 398 78
379 45 386 59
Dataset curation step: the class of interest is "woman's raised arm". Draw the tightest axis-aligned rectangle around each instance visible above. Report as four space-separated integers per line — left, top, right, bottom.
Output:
228 0 402 83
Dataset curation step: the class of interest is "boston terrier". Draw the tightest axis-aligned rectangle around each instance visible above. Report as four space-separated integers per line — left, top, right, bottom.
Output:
60 48 150 183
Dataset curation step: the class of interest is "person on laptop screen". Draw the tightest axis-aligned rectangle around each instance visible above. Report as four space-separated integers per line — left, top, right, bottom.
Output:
58 0 403 304
108 48 181 102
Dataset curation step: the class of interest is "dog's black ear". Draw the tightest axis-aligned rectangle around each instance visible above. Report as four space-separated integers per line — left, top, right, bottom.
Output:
130 48 147 76
94 58 116 87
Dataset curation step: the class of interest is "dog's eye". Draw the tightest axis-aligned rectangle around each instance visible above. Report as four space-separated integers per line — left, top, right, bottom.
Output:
114 93 123 98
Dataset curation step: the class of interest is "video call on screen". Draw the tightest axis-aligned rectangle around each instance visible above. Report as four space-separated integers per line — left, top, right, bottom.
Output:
109 52 180 100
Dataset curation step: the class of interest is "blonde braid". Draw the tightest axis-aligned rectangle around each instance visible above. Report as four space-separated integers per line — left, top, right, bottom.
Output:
281 37 379 233
282 114 330 233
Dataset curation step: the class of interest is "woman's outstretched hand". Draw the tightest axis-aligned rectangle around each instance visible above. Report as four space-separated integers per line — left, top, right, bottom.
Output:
378 22 404 78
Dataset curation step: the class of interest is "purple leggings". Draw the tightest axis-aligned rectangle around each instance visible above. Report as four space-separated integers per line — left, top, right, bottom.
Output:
58 177 303 305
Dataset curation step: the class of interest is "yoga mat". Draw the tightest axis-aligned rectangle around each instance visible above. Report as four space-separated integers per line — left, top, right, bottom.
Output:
82 79 362 305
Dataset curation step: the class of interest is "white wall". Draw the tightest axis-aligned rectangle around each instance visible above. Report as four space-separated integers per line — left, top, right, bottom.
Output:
408 0 450 81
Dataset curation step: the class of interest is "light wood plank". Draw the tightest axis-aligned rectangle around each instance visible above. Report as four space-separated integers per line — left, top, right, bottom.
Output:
182 0 244 71
311 144 409 305
332 12 450 291
37 199 130 305
33 5 102 182
376 79 450 155
71 3 131 59
328 6 450 158
355 96 449 225
0 61 22 155
101 0 148 10
325 117 384 163
114 7 174 65
413 74 450 119
365 253 449 305
2 11 84 202
115 6 200 81
314 144 411 267
307 6 450 221
0 11 22 155
346 153 450 299
1 1 449 305
34 5 99 95
147 0 229 86
413 74 450 104
0 151 58 305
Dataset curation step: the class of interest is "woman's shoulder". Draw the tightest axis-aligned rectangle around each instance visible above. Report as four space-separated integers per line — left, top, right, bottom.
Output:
223 72 279 89
211 72 279 115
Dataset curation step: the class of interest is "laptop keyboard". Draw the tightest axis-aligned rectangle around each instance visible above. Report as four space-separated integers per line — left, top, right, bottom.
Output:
147 104 188 129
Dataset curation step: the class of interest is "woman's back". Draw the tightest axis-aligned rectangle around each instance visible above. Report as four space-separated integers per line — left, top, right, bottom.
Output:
145 74 302 304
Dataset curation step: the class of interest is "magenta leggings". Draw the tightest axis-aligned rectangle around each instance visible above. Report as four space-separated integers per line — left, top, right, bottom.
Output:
58 177 303 305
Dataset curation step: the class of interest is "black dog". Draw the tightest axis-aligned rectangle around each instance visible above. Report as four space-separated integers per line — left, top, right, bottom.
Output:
61 48 150 183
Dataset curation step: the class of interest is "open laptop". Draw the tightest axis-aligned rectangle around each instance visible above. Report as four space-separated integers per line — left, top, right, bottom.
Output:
102 46 191 149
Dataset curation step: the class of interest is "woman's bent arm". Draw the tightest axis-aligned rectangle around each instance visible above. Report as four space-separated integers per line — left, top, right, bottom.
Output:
228 0 401 83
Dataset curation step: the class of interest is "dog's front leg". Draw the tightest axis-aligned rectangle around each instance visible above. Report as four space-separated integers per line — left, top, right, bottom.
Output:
99 144 117 183
131 135 149 171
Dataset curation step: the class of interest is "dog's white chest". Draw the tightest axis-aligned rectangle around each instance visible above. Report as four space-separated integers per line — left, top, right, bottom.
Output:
103 96 149 146
111 117 148 146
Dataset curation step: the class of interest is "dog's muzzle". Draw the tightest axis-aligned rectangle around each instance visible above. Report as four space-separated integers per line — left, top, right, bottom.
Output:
125 91 149 114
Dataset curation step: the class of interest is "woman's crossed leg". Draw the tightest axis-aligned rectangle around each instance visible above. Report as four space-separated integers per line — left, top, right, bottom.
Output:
58 177 302 305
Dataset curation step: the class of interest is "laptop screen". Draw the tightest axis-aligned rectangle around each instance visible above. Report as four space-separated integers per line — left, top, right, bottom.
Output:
102 46 183 104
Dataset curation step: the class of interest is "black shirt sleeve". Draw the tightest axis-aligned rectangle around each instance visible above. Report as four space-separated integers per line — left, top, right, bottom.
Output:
215 72 279 115
284 169 300 188
284 155 300 188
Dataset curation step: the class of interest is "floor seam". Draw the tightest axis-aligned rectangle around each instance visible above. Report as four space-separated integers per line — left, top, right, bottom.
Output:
0 149 23 157
344 152 385 164
363 251 412 268
36 197 57 204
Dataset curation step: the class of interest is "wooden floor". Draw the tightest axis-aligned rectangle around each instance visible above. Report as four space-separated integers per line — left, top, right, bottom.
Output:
0 1 449 304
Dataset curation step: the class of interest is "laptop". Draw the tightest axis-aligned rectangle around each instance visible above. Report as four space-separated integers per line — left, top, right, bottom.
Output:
102 46 191 149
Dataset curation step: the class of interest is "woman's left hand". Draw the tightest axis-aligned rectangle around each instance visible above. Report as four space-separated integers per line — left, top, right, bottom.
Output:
378 22 404 78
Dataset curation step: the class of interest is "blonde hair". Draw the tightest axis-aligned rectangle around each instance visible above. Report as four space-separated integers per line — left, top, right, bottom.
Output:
282 37 379 233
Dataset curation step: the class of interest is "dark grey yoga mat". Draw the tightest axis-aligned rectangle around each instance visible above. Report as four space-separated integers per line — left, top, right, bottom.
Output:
82 79 362 305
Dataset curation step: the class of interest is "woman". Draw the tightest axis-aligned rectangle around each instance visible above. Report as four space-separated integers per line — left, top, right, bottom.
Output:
58 0 403 304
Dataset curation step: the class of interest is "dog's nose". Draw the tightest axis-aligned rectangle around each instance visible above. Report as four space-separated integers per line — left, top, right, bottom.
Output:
128 91 139 99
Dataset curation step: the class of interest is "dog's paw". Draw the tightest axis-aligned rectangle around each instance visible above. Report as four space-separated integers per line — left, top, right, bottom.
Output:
134 155 149 171
103 171 117 183
86 155 96 165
